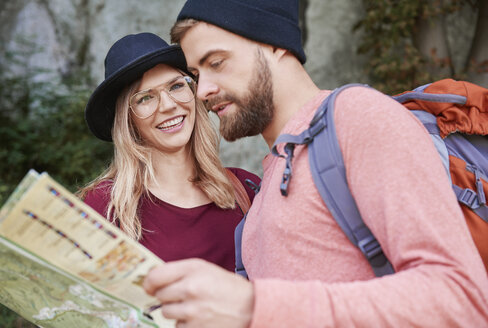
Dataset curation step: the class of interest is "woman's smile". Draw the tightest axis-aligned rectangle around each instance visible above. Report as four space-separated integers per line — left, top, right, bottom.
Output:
156 115 186 132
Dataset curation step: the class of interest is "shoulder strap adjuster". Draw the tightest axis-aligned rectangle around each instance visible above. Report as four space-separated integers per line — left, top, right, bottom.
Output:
474 168 486 206
457 188 480 209
358 235 383 260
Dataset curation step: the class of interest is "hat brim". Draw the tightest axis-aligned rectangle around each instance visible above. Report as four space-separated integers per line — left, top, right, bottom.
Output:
85 45 187 142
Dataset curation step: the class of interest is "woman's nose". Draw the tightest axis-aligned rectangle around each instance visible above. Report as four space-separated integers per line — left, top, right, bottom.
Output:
157 90 177 112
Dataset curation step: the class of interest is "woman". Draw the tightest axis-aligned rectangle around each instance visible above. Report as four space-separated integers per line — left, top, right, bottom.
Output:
81 32 259 272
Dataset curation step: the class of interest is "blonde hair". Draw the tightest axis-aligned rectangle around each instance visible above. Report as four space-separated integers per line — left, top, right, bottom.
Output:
170 18 200 44
80 76 236 240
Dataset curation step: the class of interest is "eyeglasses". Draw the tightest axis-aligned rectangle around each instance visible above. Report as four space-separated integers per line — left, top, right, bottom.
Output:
129 75 195 119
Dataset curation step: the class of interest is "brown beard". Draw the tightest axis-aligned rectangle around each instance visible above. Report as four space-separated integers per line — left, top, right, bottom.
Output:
206 48 274 142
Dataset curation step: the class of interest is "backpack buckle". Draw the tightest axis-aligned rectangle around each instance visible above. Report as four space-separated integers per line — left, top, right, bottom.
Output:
245 179 261 194
458 188 480 209
279 144 296 197
474 168 486 206
280 166 292 196
358 235 383 260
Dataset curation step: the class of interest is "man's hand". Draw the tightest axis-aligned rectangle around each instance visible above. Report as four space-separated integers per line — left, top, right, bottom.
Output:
143 258 254 328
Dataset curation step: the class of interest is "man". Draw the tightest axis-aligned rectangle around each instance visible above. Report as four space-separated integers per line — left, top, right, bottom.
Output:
143 1 488 327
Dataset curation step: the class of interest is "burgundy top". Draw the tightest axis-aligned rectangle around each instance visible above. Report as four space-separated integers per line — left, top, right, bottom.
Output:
84 167 260 272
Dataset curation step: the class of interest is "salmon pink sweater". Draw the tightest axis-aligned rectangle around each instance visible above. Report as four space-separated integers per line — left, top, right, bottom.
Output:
243 87 488 327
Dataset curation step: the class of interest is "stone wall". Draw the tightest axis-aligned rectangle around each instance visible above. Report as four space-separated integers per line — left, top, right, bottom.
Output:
0 0 481 176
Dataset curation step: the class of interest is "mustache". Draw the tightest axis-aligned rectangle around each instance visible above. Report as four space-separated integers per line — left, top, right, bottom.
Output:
205 93 240 111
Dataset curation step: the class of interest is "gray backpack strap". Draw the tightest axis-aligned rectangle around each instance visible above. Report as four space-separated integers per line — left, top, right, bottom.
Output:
308 85 394 277
453 184 488 223
393 91 466 105
409 110 451 181
235 179 261 278
234 215 248 278
272 125 326 196
272 84 394 277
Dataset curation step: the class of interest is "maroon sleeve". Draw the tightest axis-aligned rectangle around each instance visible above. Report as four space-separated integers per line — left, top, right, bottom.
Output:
83 181 112 219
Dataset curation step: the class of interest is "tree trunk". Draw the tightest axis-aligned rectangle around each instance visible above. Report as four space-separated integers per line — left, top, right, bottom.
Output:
465 0 488 87
413 1 454 78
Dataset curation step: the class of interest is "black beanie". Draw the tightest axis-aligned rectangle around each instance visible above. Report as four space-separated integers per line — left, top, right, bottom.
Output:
176 0 306 64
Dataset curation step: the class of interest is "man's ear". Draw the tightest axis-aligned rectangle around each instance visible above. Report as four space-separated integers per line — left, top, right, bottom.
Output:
260 44 287 60
270 46 288 61
272 47 288 60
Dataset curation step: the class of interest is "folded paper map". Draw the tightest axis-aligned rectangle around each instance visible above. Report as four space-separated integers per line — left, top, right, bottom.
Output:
0 170 174 328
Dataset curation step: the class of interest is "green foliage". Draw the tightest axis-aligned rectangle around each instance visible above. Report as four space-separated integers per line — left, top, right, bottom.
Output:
0 37 113 326
0 304 18 327
355 0 466 94
0 40 113 206
0 304 37 327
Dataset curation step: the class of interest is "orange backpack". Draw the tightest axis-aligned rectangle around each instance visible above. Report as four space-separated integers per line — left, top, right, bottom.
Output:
397 79 488 273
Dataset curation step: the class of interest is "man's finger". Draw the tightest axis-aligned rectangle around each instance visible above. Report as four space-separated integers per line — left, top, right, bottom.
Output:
143 259 201 295
154 280 188 304
160 301 192 321
175 320 188 328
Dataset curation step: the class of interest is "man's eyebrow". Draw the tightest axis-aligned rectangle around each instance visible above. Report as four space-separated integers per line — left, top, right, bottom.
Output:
201 49 225 65
187 49 227 72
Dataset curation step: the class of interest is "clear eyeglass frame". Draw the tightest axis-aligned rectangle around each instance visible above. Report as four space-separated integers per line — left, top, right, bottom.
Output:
129 75 196 119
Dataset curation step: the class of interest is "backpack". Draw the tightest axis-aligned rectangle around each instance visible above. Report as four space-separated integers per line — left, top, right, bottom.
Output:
235 79 488 278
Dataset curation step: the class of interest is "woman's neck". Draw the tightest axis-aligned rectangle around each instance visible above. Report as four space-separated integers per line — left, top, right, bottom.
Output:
150 147 194 184
147 147 211 208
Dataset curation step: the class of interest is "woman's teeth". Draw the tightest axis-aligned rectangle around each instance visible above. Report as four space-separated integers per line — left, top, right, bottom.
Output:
157 116 184 130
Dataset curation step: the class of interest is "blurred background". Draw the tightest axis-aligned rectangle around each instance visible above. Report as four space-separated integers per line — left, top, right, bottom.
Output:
0 0 486 326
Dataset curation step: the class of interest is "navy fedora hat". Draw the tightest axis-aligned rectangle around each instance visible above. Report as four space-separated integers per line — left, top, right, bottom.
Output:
85 32 187 142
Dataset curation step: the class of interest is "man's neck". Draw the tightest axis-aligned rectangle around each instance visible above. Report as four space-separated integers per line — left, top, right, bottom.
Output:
262 65 321 149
